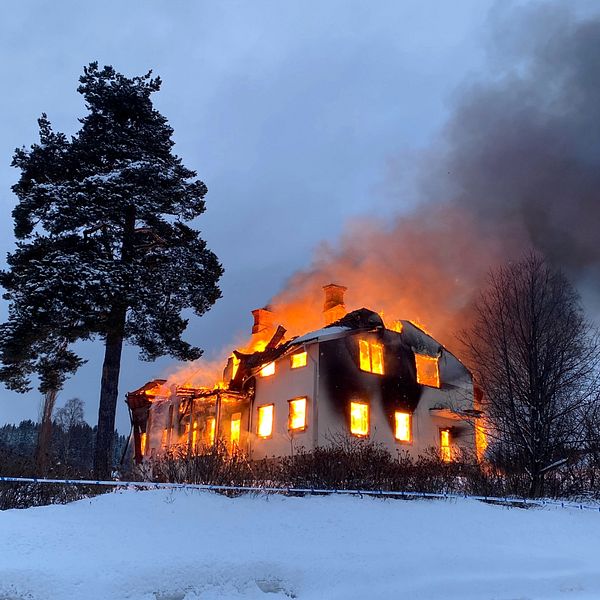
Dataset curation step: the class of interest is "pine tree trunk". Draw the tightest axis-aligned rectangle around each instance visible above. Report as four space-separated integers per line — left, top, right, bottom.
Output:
93 321 125 479
35 389 58 476
93 204 136 479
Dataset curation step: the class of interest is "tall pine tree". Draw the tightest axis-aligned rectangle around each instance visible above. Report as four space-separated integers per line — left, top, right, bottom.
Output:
2 63 223 478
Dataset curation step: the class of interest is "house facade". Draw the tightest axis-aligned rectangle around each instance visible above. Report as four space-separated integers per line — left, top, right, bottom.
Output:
126 285 485 463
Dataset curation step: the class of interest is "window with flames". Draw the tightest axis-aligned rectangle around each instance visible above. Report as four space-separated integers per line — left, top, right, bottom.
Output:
257 404 274 438
288 397 307 431
350 401 369 436
440 428 451 462
230 413 241 449
291 351 307 369
260 362 275 377
394 411 411 443
206 416 216 446
359 340 384 374
415 354 440 388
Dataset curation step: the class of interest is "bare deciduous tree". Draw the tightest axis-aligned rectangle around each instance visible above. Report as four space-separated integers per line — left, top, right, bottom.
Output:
54 398 85 468
461 253 600 497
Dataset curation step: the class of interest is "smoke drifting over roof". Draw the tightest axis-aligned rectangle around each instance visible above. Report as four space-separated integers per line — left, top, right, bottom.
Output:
267 3 600 350
168 2 600 388
432 3 600 279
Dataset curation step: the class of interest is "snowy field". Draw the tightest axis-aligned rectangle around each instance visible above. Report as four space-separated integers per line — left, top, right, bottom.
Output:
1 490 600 600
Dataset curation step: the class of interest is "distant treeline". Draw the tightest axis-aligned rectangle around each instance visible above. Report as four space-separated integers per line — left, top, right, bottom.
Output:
0 418 128 479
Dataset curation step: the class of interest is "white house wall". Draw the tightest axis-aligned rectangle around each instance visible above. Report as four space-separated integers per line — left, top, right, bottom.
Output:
248 344 319 459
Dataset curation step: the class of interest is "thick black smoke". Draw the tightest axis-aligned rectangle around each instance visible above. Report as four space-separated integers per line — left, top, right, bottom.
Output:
427 3 600 288
170 3 600 386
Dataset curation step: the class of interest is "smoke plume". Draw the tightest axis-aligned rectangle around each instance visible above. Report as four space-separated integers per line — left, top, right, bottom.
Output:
167 3 600 386
271 3 600 344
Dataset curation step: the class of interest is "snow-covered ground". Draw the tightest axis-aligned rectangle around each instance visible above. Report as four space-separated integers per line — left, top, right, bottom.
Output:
1 490 600 599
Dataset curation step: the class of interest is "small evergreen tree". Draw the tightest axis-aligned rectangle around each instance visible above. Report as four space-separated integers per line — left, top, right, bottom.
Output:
2 63 223 478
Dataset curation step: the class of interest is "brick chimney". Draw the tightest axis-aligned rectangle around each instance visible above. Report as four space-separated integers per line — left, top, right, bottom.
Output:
323 284 347 325
251 307 274 335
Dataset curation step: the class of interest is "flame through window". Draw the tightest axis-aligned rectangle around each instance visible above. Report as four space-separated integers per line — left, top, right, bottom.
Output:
288 397 307 430
230 413 241 449
415 354 440 387
257 405 274 438
206 417 216 446
350 401 369 436
260 362 275 377
358 340 384 374
291 351 307 369
440 429 451 462
394 412 411 442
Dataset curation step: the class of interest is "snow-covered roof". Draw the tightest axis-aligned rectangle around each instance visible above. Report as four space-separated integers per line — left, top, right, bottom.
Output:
290 326 351 345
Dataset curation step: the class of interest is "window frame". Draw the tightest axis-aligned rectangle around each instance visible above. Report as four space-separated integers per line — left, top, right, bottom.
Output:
191 420 198 453
290 351 308 369
394 411 412 444
358 339 384 375
257 403 275 439
230 412 242 449
415 353 441 388
205 416 216 446
260 361 276 377
349 401 370 437
440 428 452 462
288 396 308 432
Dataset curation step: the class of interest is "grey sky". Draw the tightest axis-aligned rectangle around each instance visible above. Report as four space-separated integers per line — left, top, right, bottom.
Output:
0 0 555 431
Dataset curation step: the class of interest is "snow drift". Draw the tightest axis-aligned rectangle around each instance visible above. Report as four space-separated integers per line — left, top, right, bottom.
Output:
1 489 600 599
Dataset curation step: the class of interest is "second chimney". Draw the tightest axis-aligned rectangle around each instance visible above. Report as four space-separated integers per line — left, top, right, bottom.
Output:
323 283 347 325
251 307 274 335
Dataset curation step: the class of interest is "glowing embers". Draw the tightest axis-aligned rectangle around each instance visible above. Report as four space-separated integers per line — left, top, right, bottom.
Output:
206 416 216 446
288 397 307 431
415 354 440 388
290 351 307 369
140 432 147 456
350 401 369 436
257 404 274 438
394 412 411 443
440 428 451 462
260 361 275 377
358 340 384 375
230 413 241 449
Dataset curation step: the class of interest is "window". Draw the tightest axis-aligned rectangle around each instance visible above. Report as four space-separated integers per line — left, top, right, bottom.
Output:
260 361 275 377
394 412 411 443
415 354 440 388
440 429 451 462
291 351 307 369
230 413 241 448
359 340 384 374
350 401 369 436
206 416 216 446
257 404 274 438
166 405 174 446
191 420 198 452
161 428 168 448
140 432 147 456
288 397 307 431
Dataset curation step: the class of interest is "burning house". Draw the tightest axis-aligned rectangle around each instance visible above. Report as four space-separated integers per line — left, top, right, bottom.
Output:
126 284 485 463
